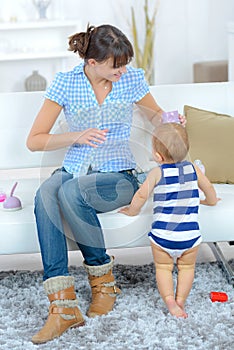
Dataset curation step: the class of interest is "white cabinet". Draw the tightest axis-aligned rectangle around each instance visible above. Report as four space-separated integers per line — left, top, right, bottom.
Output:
0 19 81 92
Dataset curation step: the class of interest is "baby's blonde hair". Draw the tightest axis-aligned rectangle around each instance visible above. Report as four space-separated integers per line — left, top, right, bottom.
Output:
152 123 189 163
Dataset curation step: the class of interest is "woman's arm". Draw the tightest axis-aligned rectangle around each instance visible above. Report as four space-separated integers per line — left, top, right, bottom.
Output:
26 99 108 152
136 92 186 126
136 92 164 127
194 165 220 206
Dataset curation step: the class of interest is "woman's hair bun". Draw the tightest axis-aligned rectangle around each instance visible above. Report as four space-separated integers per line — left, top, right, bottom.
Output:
68 24 95 58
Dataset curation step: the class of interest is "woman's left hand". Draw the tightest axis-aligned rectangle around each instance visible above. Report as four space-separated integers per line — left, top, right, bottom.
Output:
179 114 187 127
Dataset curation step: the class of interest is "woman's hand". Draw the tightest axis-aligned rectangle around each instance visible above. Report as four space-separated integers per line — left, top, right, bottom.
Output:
26 99 109 151
75 128 109 147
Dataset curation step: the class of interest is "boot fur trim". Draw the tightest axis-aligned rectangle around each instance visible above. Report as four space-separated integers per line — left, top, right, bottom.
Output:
43 276 74 295
83 256 114 277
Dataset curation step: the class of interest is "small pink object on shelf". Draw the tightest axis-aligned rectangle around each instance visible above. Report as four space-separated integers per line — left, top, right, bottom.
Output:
162 110 180 124
0 189 6 202
210 291 228 302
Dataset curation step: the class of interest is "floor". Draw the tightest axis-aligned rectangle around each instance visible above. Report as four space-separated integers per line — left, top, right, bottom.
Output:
0 242 233 272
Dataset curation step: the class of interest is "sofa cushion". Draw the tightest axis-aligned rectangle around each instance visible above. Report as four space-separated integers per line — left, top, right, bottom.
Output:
184 105 234 183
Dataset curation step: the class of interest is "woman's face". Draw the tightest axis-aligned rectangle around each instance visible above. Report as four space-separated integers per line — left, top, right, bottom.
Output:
90 57 127 82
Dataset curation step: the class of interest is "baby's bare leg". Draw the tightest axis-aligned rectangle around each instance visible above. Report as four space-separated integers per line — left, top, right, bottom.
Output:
176 245 200 315
151 243 186 318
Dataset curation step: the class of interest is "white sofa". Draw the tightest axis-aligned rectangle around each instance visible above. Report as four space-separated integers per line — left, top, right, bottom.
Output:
0 82 233 282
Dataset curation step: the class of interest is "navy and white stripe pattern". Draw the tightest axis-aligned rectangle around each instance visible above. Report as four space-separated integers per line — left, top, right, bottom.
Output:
148 161 202 250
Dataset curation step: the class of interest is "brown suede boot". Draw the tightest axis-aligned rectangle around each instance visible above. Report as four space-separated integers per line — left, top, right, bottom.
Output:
83 256 121 317
31 276 85 344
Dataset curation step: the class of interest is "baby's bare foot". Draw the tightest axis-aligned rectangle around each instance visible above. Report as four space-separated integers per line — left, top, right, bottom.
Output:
165 296 187 318
176 297 188 318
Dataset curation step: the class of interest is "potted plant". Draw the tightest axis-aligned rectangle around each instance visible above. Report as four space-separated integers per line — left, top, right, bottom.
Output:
130 0 159 84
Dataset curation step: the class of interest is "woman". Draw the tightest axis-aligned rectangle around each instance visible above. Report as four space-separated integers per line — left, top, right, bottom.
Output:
27 24 183 344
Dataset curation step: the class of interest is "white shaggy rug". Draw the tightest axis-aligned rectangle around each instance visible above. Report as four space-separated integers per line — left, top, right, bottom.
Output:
0 261 233 350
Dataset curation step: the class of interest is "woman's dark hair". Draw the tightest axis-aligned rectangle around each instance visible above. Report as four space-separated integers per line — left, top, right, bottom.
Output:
68 24 134 68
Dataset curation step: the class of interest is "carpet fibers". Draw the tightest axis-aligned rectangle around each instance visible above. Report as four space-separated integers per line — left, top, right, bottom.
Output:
0 261 233 350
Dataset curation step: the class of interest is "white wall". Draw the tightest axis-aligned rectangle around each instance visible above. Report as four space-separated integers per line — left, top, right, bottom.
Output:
0 0 234 91
61 0 234 84
154 0 234 83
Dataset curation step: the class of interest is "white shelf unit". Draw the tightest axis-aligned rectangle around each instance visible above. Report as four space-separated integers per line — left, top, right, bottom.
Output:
0 19 81 92
0 51 73 62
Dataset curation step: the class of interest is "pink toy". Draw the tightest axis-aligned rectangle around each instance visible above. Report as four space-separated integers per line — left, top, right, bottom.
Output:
0 189 6 202
162 110 180 124
3 182 22 211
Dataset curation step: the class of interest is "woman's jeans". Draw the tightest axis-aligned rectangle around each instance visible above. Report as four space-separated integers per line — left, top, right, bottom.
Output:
34 167 139 280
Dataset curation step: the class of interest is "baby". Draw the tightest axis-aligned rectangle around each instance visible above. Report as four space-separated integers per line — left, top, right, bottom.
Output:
120 123 219 318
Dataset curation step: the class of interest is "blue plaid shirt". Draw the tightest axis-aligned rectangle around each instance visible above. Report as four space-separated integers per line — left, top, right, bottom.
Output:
45 63 150 176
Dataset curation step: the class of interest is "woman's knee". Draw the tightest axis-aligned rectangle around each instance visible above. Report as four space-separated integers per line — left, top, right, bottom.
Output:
58 179 82 204
35 173 67 211
35 182 54 207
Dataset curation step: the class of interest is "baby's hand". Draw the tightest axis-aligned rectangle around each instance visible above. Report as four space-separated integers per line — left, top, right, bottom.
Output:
179 114 186 127
118 206 139 216
200 197 221 206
